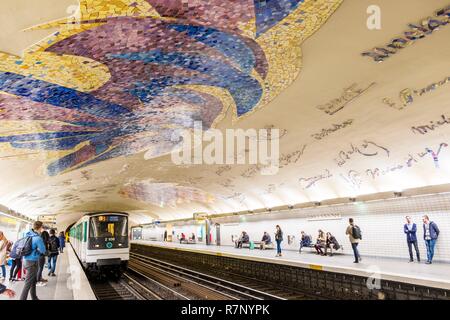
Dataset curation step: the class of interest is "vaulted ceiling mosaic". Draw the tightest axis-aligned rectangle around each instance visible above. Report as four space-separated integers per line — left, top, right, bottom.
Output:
0 0 449 227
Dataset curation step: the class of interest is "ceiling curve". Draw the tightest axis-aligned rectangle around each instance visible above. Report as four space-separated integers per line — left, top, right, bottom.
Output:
0 0 449 226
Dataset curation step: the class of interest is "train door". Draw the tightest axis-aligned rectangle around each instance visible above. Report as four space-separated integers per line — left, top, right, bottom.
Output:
215 224 221 246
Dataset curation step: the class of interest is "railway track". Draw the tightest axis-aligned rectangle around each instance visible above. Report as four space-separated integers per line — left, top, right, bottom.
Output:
91 272 162 300
130 252 287 300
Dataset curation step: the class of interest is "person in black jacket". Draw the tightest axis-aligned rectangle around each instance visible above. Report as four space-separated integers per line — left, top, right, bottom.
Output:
36 229 49 286
404 216 420 262
324 232 340 256
47 229 60 276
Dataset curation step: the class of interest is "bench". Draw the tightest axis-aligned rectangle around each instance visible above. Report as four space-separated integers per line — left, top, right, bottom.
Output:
235 241 274 250
180 239 197 244
301 242 344 254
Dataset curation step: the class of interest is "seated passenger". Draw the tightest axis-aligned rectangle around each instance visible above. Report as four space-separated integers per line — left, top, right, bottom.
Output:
235 231 250 248
190 233 196 242
324 232 341 256
179 233 186 244
314 229 326 255
299 231 312 253
260 232 272 250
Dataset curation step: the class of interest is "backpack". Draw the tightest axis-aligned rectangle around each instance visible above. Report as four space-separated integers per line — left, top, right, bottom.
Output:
352 225 362 240
13 236 33 258
49 237 59 253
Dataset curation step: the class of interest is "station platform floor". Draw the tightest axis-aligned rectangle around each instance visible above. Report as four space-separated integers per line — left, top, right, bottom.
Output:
132 240 450 291
0 244 96 300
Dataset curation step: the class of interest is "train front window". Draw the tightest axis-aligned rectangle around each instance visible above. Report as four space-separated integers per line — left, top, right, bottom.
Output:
89 215 128 249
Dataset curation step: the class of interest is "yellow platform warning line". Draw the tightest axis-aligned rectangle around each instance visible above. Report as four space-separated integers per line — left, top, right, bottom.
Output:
309 264 323 271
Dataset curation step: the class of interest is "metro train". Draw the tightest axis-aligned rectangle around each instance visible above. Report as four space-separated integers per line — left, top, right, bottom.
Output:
69 212 129 278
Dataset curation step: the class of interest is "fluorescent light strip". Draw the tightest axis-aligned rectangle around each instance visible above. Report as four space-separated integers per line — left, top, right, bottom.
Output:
0 211 32 224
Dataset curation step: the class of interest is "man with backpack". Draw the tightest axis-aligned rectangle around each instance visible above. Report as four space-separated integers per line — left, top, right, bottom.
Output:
47 229 60 276
346 218 362 263
19 221 47 300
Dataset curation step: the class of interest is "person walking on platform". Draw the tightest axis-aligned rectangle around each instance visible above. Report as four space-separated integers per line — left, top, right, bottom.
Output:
20 221 47 300
9 240 23 281
422 215 440 264
36 229 49 286
47 229 60 277
404 216 420 263
0 231 8 280
346 218 362 263
275 225 283 257
58 231 65 253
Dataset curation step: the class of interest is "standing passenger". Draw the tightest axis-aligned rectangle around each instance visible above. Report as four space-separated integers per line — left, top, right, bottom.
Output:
36 229 49 286
422 215 440 264
58 232 66 253
47 229 60 277
0 231 7 280
275 225 283 257
346 218 362 263
404 216 420 262
20 221 47 300
163 230 168 242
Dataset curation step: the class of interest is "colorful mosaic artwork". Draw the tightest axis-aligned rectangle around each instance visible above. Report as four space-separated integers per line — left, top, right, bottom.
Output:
119 180 215 207
0 0 342 175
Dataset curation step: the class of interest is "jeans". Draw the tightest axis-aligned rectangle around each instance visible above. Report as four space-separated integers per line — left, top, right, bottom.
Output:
351 243 361 262
276 239 282 254
37 255 45 281
0 264 6 278
20 260 39 300
48 255 58 274
407 240 420 261
425 239 437 262
10 258 22 280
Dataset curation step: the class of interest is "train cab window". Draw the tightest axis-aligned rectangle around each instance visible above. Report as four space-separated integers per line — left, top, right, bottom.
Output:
89 215 128 250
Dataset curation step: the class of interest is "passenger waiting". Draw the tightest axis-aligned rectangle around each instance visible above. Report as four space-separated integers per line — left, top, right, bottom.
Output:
235 231 250 248
422 215 440 264
324 232 340 256
346 218 362 263
260 232 272 250
275 225 283 257
47 229 60 277
314 230 326 255
299 231 312 253
20 221 47 300
58 231 66 253
404 216 420 262
190 233 196 242
179 233 186 244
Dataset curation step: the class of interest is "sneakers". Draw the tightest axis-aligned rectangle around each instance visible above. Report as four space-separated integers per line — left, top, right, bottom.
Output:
36 281 47 287
50 273 56 277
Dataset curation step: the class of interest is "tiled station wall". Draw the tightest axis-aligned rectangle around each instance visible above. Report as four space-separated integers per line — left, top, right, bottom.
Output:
142 192 450 262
